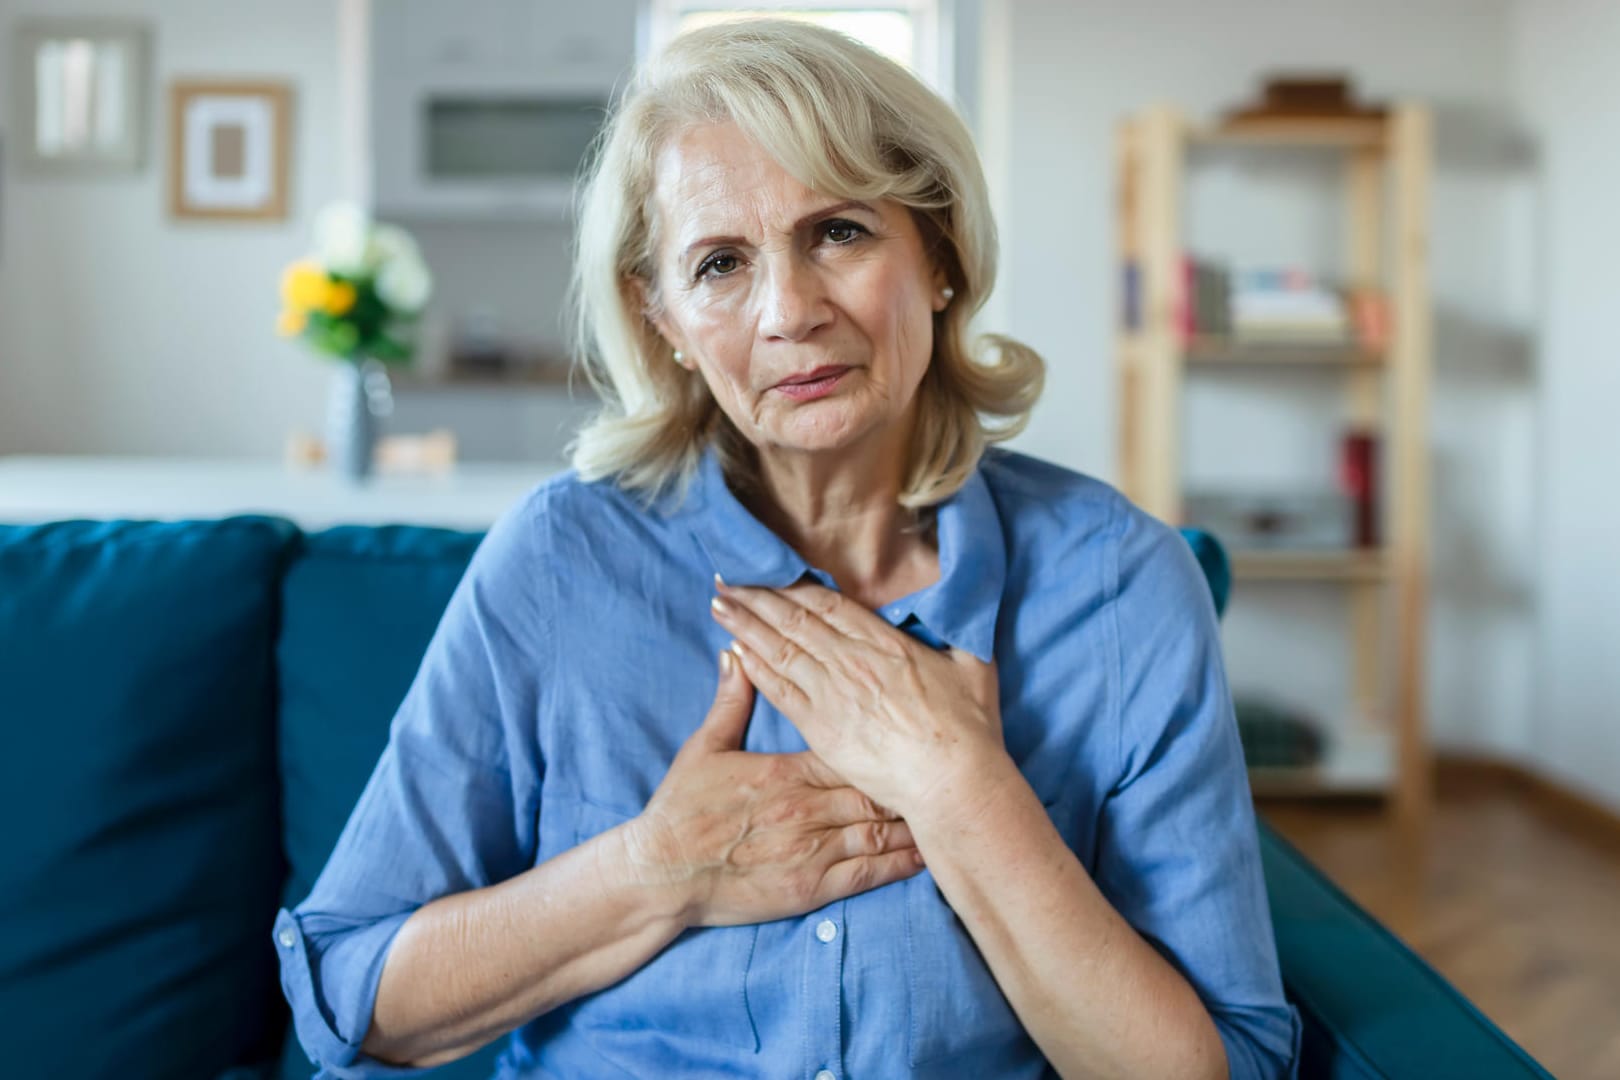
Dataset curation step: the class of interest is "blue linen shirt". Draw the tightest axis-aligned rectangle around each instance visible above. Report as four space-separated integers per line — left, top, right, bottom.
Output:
274 441 1303 1079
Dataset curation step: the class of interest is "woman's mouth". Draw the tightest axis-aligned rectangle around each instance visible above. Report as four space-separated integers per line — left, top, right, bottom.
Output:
772 366 851 401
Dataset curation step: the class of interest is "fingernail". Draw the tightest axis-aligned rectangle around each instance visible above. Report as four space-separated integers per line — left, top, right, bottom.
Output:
719 649 734 676
710 596 732 617
714 571 732 593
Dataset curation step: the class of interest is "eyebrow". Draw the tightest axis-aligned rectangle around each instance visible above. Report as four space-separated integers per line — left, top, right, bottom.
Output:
679 200 879 261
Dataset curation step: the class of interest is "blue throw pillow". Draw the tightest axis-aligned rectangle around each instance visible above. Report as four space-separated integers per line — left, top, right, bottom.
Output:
276 524 502 1080
0 516 298 1078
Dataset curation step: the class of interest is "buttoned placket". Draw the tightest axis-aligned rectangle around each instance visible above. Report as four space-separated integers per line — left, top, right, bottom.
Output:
803 898 846 1080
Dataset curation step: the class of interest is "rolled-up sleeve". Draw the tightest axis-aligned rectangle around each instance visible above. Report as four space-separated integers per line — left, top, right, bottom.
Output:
1094 508 1303 1080
273 493 553 1078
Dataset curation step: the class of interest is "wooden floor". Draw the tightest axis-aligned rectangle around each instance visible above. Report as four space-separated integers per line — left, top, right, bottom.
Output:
1259 770 1620 1080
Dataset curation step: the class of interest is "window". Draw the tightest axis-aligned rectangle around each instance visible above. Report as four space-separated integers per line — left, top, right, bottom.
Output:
642 0 946 93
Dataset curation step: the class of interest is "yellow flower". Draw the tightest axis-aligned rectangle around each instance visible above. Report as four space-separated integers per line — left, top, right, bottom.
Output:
276 308 308 337
280 260 332 312
323 281 358 316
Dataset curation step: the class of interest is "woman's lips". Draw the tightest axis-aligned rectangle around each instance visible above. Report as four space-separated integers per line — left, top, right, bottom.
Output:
772 366 850 401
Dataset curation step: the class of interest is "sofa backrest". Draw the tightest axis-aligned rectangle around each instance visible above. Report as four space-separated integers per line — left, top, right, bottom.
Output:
274 523 497 1079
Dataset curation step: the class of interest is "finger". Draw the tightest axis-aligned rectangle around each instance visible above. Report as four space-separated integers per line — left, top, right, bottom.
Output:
712 582 835 676
715 577 846 662
836 817 916 861
774 579 902 649
728 638 812 716
815 848 926 906
712 592 824 695
815 785 902 827
688 649 755 754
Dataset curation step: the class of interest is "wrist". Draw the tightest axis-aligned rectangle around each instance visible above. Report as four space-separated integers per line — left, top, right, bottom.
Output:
901 744 1027 837
602 815 700 932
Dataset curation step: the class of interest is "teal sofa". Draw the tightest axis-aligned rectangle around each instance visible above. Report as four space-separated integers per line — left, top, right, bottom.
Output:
0 515 1553 1079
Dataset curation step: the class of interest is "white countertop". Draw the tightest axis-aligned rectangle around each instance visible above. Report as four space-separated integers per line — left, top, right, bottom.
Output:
0 456 568 530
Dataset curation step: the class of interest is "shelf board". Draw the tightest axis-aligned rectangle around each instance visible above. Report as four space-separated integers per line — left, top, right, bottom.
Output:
1248 765 1389 798
1184 336 1385 368
1248 726 1394 798
1229 549 1389 582
1188 116 1388 150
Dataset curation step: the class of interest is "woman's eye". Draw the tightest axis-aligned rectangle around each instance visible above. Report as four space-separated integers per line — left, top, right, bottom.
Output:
696 252 740 280
821 219 868 244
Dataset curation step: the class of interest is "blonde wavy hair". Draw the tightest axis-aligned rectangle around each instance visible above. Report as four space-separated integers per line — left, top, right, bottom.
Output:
565 17 1044 510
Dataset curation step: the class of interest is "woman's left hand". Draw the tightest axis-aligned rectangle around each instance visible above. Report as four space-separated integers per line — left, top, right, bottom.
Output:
709 575 1007 820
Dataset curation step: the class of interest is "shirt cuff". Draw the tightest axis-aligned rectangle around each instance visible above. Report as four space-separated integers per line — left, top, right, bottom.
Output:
1212 1001 1304 1080
273 907 432 1079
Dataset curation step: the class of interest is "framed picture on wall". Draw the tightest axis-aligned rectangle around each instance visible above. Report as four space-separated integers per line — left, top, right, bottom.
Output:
11 18 151 175
169 80 292 221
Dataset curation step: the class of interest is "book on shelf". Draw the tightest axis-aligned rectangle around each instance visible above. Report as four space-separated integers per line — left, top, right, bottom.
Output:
1119 257 1390 352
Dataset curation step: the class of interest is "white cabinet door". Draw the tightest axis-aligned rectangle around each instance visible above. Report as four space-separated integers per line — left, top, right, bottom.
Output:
398 0 523 68
386 0 637 85
510 0 639 88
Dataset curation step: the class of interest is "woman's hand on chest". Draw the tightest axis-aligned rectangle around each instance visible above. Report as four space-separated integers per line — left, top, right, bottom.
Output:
708 574 1008 825
623 649 928 930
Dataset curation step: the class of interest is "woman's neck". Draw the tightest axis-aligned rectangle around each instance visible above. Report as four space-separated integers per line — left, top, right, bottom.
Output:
736 426 939 608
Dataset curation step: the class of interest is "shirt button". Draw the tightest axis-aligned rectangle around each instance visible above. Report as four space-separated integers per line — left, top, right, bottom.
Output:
277 927 297 949
815 919 838 943
815 1071 837 1080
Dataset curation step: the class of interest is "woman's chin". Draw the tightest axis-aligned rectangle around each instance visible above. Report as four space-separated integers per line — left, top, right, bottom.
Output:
757 409 892 457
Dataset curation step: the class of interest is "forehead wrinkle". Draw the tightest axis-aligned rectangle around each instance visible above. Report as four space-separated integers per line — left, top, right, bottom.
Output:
659 132 831 257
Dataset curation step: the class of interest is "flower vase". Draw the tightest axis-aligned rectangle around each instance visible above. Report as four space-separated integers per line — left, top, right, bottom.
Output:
325 357 394 483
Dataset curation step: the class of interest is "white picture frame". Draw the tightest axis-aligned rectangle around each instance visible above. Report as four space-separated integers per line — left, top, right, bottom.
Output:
11 18 150 175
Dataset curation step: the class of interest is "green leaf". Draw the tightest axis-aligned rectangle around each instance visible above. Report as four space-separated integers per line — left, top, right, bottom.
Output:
369 336 411 361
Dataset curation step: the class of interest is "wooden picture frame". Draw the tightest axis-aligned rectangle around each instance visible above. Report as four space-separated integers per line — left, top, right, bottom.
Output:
169 80 292 221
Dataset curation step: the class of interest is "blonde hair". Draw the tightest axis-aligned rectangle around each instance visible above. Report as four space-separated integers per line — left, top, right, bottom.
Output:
565 17 1044 510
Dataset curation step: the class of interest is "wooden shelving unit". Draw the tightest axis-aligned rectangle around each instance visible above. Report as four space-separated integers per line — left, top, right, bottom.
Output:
1114 103 1433 828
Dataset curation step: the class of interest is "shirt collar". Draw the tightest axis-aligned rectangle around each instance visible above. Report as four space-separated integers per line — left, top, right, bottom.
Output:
673 442 1006 662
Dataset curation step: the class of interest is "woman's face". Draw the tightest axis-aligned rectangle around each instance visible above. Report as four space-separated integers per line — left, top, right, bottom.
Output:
643 121 949 459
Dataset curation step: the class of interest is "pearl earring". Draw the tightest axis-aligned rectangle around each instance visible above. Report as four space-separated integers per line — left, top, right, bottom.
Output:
940 287 955 302
673 350 684 363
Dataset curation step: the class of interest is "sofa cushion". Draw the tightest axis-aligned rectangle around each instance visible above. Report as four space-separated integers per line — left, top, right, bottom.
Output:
276 524 501 1079
0 516 298 1079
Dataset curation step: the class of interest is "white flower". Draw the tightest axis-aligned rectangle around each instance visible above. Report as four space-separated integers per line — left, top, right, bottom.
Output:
367 224 421 271
313 202 371 275
377 253 433 313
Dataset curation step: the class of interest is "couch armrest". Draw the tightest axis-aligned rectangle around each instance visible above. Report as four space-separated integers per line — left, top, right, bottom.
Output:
1256 820 1553 1079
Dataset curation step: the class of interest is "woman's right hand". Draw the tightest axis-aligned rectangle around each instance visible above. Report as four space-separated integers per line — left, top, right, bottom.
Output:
624 650 926 929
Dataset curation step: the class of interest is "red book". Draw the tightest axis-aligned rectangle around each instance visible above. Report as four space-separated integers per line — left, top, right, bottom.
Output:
1340 429 1379 547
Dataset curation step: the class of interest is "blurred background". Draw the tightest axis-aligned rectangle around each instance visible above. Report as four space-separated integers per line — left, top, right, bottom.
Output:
1 1 1615 1076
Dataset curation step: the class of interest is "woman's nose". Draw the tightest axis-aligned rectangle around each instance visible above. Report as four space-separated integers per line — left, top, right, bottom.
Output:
756 257 831 342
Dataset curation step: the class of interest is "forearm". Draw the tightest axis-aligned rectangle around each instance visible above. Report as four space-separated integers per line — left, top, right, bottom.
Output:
363 821 687 1068
905 757 1227 1080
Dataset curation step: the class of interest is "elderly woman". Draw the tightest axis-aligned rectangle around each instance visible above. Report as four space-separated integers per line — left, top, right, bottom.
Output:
275 19 1301 1080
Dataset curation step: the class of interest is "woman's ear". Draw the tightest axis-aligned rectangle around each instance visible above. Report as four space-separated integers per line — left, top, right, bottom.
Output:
630 276 690 367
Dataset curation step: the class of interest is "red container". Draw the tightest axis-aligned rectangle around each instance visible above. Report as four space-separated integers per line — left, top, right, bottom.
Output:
1340 429 1379 548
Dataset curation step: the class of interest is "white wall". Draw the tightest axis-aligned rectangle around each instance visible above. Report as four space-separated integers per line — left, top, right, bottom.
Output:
1510 0 1620 815
0 0 346 458
983 0 1545 781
